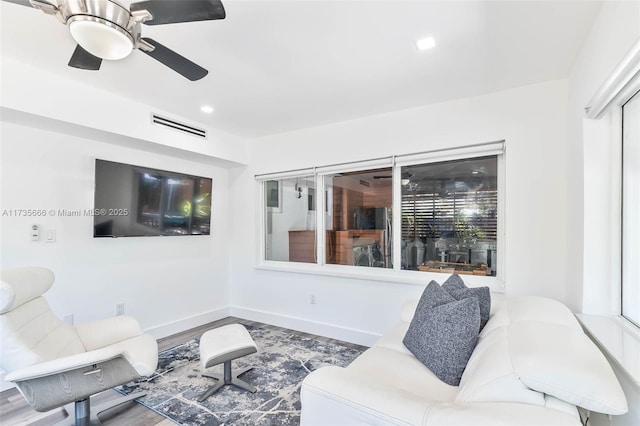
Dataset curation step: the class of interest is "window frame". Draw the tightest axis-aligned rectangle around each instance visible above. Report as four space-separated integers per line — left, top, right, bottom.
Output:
584 38 640 327
394 155 503 277
317 163 394 269
621 89 640 327
255 141 506 290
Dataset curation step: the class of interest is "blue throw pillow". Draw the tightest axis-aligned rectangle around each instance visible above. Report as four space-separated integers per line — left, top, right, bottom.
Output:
442 274 491 331
403 281 481 386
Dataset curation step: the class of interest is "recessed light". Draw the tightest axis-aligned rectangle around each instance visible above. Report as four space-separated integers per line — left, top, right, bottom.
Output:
416 36 436 51
200 105 214 114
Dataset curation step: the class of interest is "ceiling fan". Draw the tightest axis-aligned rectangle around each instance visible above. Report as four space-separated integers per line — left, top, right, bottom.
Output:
4 0 225 80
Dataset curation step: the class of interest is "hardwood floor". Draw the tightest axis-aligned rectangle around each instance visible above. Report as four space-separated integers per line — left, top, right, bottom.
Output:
0 317 366 426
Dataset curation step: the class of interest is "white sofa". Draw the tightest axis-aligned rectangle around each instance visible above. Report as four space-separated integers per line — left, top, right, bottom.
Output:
301 294 628 425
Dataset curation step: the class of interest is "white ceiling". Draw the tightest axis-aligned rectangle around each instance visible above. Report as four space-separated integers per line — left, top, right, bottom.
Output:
1 0 602 138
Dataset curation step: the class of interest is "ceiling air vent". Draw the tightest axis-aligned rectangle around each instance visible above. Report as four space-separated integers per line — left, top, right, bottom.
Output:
151 114 207 139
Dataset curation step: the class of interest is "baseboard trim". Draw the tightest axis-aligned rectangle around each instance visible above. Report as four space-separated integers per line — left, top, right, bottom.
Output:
145 306 231 339
229 306 380 347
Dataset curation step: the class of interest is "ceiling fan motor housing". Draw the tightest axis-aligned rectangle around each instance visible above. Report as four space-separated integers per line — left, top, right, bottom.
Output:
55 0 151 60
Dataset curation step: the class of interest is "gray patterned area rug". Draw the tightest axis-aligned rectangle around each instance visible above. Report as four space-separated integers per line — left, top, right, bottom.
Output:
115 321 365 425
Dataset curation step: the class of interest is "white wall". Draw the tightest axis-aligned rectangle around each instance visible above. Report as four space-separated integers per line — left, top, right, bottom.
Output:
567 0 640 315
229 79 570 345
0 119 233 337
0 54 250 391
566 2 640 425
1 57 249 166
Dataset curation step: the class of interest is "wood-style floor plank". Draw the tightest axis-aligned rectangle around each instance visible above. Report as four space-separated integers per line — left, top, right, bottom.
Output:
0 317 366 426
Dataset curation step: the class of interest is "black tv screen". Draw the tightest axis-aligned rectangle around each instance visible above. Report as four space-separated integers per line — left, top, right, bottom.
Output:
94 159 212 237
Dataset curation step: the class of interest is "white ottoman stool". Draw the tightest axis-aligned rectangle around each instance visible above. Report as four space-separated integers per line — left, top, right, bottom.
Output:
197 324 258 402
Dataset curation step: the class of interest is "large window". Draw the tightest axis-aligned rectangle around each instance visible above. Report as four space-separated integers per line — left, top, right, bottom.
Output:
264 175 316 262
400 156 498 276
258 142 503 279
622 90 640 326
324 168 392 268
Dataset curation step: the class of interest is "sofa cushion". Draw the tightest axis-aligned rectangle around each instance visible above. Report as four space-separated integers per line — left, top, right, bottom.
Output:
442 274 491 331
374 322 413 355
301 365 446 426
457 296 627 415
403 281 480 386
481 296 580 337
456 326 546 406
348 346 458 402
509 321 628 415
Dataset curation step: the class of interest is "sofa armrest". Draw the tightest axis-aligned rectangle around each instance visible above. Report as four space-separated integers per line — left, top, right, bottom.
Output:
75 315 144 351
5 346 122 382
301 366 435 425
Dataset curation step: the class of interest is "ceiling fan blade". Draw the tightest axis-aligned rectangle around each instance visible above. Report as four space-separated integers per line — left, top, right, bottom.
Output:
2 0 35 7
68 45 102 70
3 0 58 14
140 38 208 81
130 0 225 26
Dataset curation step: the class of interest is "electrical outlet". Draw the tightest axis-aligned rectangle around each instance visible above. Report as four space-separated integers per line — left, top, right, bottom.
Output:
310 294 317 304
31 224 40 241
63 314 73 324
116 303 125 316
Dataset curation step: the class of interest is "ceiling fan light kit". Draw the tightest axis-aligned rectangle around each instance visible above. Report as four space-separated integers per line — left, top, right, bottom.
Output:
68 17 134 60
34 0 151 59
10 0 226 80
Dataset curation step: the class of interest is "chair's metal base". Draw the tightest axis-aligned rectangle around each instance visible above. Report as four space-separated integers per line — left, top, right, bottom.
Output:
198 361 256 402
54 391 146 426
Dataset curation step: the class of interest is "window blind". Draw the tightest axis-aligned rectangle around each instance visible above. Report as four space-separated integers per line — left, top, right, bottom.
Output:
401 189 498 241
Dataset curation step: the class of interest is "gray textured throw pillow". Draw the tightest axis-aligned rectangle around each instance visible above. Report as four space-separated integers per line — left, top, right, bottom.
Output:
442 273 467 290
442 274 491 331
403 281 481 386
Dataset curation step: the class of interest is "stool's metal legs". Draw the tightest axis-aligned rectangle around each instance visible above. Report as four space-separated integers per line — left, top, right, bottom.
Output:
198 361 257 402
231 366 257 392
197 379 225 402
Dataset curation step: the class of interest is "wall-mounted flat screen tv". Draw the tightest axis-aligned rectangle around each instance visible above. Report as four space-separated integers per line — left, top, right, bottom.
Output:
94 159 212 237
